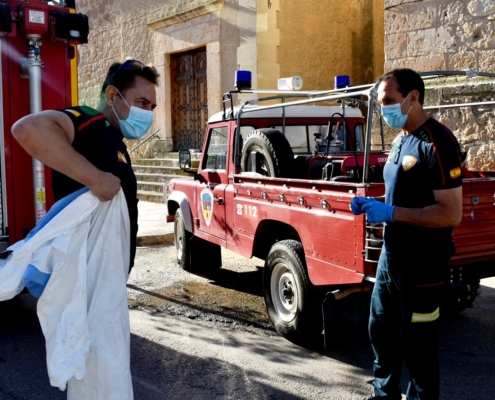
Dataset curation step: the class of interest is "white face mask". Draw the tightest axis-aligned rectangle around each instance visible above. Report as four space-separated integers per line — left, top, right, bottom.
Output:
113 90 153 140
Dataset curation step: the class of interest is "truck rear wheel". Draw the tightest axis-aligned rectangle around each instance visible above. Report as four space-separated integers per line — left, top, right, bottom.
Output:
174 209 222 272
241 128 293 178
263 240 321 345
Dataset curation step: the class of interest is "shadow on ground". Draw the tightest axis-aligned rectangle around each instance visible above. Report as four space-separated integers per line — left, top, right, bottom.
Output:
1 279 494 399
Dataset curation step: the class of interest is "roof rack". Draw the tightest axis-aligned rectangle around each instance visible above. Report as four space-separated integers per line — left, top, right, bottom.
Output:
225 70 495 181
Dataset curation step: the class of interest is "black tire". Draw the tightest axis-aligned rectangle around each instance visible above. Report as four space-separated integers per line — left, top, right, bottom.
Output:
174 208 222 272
263 240 321 345
241 128 294 178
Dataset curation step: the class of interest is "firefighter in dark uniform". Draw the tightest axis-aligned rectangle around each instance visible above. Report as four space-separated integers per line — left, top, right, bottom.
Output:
12 59 159 272
351 69 463 400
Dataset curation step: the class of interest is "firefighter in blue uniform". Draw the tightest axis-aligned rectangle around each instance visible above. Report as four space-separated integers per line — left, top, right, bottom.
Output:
352 69 463 400
12 59 159 272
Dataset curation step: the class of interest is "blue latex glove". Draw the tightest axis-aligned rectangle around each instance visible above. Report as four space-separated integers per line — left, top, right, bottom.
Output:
362 201 395 223
350 196 376 215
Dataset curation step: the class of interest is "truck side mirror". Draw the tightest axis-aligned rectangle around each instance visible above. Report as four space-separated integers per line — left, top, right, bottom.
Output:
179 150 192 171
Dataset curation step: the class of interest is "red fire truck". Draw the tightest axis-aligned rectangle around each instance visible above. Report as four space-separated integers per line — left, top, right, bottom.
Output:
165 71 495 345
0 0 88 249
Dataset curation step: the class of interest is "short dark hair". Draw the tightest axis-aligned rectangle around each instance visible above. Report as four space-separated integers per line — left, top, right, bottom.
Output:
101 59 159 96
377 68 425 104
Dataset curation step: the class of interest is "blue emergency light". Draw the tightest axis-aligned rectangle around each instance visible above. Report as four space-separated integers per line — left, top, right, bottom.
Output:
334 75 350 89
235 70 252 90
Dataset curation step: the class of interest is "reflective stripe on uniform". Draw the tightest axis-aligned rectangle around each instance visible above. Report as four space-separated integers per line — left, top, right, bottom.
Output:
411 307 440 323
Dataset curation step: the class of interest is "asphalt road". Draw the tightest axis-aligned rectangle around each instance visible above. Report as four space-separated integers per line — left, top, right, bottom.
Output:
0 244 494 399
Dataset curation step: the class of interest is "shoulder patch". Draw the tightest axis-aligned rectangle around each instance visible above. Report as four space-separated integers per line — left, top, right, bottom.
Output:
402 155 417 171
450 167 461 179
117 151 127 163
65 109 81 117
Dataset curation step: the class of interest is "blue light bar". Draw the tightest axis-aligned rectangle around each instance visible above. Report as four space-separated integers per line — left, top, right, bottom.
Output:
235 70 252 90
334 75 350 89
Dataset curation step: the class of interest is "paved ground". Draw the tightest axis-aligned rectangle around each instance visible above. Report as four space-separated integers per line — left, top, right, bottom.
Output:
128 247 495 400
137 201 174 246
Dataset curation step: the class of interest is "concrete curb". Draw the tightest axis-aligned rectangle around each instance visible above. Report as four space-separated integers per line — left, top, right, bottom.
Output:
137 232 174 246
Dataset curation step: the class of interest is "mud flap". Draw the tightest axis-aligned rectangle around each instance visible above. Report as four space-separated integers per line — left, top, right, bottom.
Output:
321 292 337 351
189 236 222 270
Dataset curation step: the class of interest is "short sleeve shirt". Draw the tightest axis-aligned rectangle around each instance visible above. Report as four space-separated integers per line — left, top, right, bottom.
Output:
383 117 462 255
52 106 138 271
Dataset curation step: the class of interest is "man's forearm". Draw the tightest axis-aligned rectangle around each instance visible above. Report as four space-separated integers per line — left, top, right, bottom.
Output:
12 114 102 187
12 111 121 201
393 203 462 228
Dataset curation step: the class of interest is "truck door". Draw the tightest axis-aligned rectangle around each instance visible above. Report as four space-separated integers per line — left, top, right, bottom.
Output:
195 125 228 241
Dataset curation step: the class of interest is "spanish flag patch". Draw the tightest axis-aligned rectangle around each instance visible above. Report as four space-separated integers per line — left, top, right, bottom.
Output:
117 151 127 163
65 109 81 117
450 167 461 178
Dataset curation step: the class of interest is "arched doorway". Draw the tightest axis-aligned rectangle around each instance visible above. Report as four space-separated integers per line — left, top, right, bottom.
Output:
171 47 208 150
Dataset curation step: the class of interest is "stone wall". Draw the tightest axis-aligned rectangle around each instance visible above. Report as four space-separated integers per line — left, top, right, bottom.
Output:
384 0 495 72
76 0 218 108
383 0 495 170
76 0 219 157
277 0 384 90
426 78 495 170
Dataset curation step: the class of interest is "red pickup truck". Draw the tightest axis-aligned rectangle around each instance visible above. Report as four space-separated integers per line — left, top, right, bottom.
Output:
165 71 495 345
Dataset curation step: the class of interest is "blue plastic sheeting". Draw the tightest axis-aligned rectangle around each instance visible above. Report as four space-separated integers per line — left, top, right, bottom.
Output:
23 264 51 298
22 187 89 298
25 187 89 241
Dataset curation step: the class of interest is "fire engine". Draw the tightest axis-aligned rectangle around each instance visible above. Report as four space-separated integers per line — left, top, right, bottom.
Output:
0 0 88 249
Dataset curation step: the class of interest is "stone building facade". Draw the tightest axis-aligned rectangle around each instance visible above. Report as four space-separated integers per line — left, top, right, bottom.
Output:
75 0 495 169
75 0 384 156
383 0 495 170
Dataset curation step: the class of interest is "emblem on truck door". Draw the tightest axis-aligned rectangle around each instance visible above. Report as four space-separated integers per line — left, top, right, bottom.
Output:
200 188 214 227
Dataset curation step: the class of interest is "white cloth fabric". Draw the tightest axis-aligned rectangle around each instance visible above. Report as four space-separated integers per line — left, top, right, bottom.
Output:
0 189 133 400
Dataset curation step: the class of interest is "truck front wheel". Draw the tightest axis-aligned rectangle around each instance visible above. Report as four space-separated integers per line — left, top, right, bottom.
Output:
263 240 321 345
174 209 192 271
174 208 222 272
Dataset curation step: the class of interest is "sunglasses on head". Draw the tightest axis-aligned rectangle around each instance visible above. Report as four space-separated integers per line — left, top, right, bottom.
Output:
104 59 145 86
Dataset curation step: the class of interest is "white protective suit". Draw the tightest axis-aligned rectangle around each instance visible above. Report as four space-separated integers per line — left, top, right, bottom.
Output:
0 189 133 400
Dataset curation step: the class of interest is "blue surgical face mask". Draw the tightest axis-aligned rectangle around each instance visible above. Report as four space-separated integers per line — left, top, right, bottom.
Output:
113 91 153 140
380 92 411 130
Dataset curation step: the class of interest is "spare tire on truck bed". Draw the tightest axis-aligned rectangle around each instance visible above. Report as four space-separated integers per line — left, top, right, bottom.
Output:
241 128 294 178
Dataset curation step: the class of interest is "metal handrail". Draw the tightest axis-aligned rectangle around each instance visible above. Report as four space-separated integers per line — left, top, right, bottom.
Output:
130 129 160 154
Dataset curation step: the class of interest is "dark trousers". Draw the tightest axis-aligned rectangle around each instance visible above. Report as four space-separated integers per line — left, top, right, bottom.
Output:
369 252 445 400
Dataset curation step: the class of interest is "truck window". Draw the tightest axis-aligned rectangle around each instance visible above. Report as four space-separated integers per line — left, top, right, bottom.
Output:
204 127 229 170
241 125 327 154
276 125 309 153
274 125 325 153
354 124 365 151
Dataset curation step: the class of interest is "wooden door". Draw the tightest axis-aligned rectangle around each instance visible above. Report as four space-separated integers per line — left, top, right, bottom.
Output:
171 48 208 150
